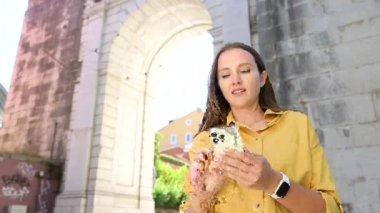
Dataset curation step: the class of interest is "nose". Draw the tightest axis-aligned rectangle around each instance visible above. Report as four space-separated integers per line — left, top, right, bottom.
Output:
232 73 241 85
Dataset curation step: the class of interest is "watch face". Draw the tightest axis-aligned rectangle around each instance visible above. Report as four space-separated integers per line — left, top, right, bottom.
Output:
277 182 290 198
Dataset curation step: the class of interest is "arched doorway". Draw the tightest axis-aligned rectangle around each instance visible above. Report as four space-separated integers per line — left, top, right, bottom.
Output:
56 0 214 212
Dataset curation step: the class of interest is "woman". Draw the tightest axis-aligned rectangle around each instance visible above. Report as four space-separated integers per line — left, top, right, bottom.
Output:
180 42 343 212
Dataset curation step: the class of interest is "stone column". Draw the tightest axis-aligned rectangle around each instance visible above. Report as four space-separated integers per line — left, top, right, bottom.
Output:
54 2 106 212
222 0 251 45
205 0 251 52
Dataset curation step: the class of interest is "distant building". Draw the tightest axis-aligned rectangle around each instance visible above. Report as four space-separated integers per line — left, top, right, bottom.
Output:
158 108 203 163
0 84 7 125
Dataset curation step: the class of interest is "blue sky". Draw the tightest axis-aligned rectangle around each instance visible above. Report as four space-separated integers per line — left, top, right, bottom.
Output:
0 1 28 91
0 1 213 130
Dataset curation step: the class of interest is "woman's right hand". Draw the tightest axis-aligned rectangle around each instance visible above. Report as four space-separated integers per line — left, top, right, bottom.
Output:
188 148 225 211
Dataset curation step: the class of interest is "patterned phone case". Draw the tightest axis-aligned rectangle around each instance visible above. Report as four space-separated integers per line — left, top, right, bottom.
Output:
209 125 243 155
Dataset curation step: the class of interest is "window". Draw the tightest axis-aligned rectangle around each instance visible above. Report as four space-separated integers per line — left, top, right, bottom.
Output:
185 132 192 144
185 119 192 126
170 134 177 145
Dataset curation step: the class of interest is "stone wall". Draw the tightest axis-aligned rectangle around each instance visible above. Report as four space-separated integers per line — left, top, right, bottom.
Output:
0 0 84 159
0 155 60 213
253 0 380 212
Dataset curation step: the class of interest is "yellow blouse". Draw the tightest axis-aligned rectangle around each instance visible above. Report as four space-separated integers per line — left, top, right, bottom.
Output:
180 110 343 213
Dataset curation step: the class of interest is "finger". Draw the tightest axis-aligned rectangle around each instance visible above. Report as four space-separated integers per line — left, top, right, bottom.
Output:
225 169 252 186
223 153 251 170
224 148 242 156
196 148 211 156
193 181 206 192
223 155 241 168
222 154 258 177
206 150 214 161
209 155 223 170
191 160 206 171
241 152 256 166
224 166 248 183
196 152 208 162
241 149 264 166
223 160 250 177
224 165 260 188
190 167 204 179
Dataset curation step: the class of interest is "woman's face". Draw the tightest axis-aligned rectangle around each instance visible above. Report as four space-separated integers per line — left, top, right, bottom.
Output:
217 48 267 110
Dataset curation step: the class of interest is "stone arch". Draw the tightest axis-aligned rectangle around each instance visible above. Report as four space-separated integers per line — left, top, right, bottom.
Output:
56 0 216 212
98 0 213 210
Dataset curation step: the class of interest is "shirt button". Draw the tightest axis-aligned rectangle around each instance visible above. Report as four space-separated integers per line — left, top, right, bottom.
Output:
253 203 261 212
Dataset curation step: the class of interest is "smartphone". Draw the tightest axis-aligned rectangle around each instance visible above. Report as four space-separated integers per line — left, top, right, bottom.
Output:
209 125 244 155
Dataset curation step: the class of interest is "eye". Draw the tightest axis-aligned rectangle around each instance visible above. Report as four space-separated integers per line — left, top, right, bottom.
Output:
220 74 230 79
240 69 251 73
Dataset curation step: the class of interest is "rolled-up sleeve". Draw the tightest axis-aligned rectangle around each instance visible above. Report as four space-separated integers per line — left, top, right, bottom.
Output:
307 118 344 213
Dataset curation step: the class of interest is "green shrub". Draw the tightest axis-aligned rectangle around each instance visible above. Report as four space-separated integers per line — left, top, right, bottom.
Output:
153 133 188 209
160 153 188 167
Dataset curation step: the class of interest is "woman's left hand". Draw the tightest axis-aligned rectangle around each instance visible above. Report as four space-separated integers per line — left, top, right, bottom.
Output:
221 148 282 193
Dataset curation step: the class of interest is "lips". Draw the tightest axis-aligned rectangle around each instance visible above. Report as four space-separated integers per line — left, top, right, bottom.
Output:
232 88 246 94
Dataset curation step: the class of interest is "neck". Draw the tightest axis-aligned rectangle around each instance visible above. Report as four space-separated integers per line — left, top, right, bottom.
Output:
231 105 266 129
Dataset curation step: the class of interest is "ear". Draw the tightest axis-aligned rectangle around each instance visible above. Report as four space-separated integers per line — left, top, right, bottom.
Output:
260 70 268 87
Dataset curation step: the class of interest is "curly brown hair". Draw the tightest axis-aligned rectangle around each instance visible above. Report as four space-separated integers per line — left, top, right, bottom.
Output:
198 42 283 133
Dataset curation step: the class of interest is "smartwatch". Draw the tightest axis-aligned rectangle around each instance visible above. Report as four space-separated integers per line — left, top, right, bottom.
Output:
269 172 290 199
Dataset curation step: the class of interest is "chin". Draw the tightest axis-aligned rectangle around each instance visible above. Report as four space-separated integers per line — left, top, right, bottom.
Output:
230 103 250 110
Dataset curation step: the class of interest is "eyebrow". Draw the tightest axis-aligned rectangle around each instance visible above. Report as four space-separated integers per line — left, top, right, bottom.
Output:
218 63 252 72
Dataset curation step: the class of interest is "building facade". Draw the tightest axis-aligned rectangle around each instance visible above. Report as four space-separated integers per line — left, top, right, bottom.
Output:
158 108 203 163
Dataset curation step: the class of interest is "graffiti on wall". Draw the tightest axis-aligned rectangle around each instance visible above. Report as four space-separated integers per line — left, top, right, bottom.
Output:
2 174 30 187
0 158 59 213
1 186 30 200
36 179 51 213
17 162 37 180
0 162 35 200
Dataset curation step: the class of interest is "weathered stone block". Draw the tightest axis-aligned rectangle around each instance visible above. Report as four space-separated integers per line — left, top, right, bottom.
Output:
270 50 335 80
288 19 305 38
335 33 380 69
275 78 301 106
308 94 376 126
301 63 380 102
325 148 359 179
356 146 380 179
256 0 275 15
89 167 113 181
373 90 380 120
90 157 113 170
338 16 380 43
257 13 274 29
335 178 355 206
352 122 380 147
320 125 354 149
353 177 379 204
299 72 346 101
287 2 311 22
259 43 276 60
